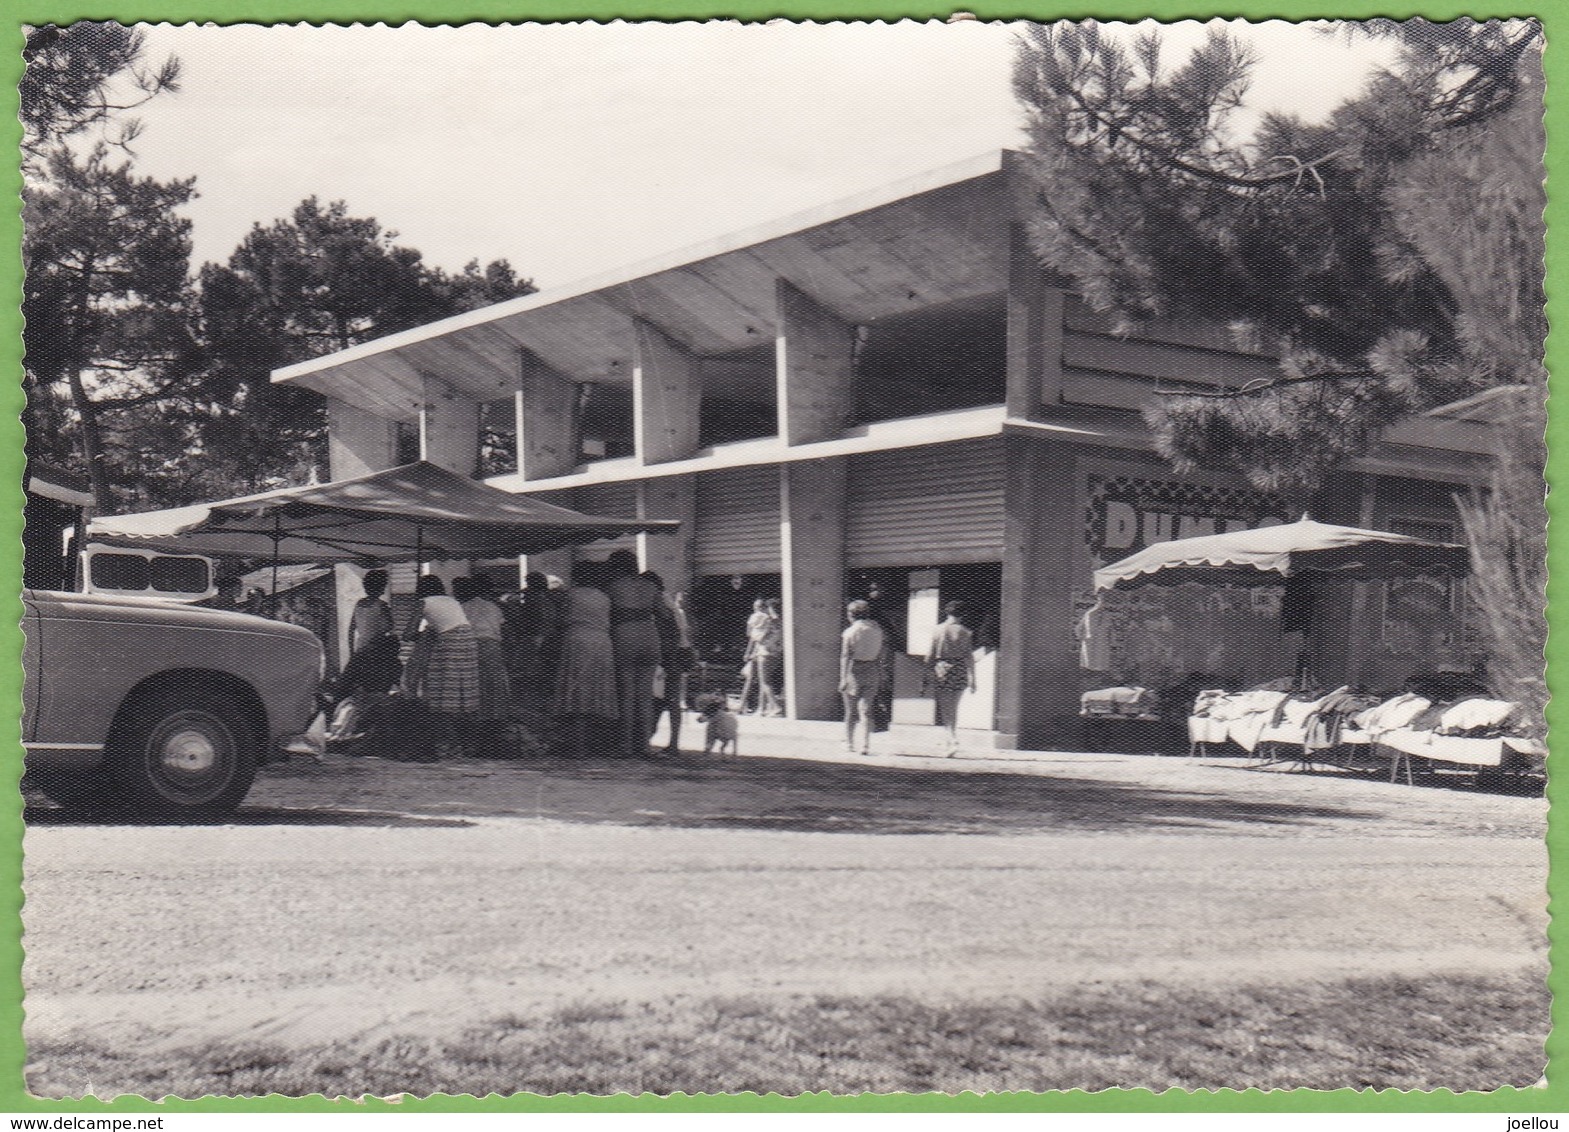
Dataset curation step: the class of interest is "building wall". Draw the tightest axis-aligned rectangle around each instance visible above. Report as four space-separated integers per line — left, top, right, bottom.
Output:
313 164 1486 744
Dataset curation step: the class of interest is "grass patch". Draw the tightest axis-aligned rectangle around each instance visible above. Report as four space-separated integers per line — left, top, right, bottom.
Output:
28 970 1546 1098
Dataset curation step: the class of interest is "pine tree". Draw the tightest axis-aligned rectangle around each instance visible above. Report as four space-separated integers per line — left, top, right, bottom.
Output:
193 199 536 495
22 145 201 510
1015 18 1546 711
1012 17 1543 500
21 22 180 166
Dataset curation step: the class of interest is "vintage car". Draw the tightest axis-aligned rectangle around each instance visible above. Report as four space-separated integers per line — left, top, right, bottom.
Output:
22 588 323 816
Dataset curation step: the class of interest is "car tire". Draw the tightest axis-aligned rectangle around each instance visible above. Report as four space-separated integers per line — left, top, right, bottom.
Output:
109 686 258 816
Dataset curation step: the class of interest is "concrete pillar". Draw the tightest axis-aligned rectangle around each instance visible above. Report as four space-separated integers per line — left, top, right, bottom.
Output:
327 398 400 671
776 279 855 445
1343 474 1381 686
781 458 847 721
638 475 695 597
1309 470 1371 687
420 378 480 476
519 348 578 481
1006 223 1065 419
633 319 701 465
522 548 573 589
996 435 1080 750
327 397 398 481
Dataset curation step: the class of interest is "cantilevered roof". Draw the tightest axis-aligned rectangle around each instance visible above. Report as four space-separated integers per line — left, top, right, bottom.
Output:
273 151 1021 417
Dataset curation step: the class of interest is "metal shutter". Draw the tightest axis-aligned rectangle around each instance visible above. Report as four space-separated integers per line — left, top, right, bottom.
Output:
846 438 1004 567
386 562 419 593
576 481 640 557
694 465 781 574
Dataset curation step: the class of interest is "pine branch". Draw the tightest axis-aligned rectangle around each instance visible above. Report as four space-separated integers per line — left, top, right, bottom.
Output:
1060 80 1339 192
1152 370 1373 400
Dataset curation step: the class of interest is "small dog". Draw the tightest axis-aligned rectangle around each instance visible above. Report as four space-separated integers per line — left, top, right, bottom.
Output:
694 692 739 757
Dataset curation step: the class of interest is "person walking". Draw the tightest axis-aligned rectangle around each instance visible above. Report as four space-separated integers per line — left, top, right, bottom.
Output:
604 550 663 759
926 600 977 755
738 598 770 714
864 584 898 733
455 575 512 738
643 571 695 755
839 599 887 756
754 597 785 716
402 574 480 758
550 562 618 759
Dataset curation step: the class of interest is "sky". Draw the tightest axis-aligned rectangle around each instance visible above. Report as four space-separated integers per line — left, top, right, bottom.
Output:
118 20 1397 290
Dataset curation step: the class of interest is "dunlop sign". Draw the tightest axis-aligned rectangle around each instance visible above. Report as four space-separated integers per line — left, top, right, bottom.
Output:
1085 474 1288 562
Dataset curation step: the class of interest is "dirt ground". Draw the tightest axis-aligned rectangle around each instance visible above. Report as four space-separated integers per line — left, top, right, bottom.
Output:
20 739 1549 1094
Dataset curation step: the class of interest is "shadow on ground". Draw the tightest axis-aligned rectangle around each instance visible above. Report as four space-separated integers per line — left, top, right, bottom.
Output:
229 751 1382 836
22 799 474 829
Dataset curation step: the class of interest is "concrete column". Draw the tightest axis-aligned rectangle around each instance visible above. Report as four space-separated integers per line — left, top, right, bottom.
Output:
781 458 847 721
776 279 855 446
327 397 398 480
1006 224 1065 418
519 348 578 481
1343 474 1381 686
633 319 701 465
420 378 480 476
638 475 695 597
996 435 1080 750
1308 470 1371 687
522 548 573 588
326 398 400 671
417 378 482 611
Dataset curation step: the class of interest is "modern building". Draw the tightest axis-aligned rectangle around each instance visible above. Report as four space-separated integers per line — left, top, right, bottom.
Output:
275 151 1493 750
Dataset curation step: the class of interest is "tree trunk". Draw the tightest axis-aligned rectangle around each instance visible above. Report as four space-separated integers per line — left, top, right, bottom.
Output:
66 257 113 512
66 363 112 512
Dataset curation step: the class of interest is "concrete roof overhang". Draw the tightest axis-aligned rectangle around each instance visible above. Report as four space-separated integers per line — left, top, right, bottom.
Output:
273 150 1022 418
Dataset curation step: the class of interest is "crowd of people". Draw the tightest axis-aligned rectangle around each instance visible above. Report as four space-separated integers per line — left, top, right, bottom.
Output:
318 554 981 760
323 550 696 760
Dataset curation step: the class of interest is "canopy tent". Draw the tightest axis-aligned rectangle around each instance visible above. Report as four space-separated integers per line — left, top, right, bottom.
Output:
87 461 676 565
1093 518 1469 593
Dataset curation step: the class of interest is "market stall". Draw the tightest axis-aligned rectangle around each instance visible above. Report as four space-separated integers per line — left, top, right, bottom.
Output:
1084 519 1540 781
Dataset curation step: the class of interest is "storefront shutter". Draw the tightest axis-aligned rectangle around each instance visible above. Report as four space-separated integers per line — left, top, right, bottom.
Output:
386 562 419 593
694 465 782 574
576 480 640 558
846 438 1004 567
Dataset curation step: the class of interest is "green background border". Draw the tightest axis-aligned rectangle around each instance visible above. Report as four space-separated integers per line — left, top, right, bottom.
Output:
1 0 1560 1114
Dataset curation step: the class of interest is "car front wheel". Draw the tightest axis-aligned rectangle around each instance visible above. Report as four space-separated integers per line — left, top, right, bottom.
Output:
109 687 258 815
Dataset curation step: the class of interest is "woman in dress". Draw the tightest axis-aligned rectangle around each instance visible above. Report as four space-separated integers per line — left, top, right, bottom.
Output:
643 571 695 755
455 575 512 736
604 549 663 759
551 561 618 759
505 570 557 711
402 574 480 757
926 600 976 755
839 599 886 757
737 598 769 714
754 597 784 717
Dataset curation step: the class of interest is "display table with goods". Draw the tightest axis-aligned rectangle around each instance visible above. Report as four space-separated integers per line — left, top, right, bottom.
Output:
1079 685 1189 754
1184 680 1544 785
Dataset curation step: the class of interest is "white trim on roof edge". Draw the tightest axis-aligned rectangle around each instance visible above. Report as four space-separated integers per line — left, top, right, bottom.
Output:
274 149 1014 389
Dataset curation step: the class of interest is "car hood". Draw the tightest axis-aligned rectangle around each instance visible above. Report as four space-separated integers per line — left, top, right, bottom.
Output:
24 589 323 645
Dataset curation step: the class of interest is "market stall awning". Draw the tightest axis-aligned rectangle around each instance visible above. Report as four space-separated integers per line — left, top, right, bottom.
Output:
87 461 676 564
1093 518 1469 592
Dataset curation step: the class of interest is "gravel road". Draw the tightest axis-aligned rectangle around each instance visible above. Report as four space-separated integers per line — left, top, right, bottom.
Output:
23 745 1547 1063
